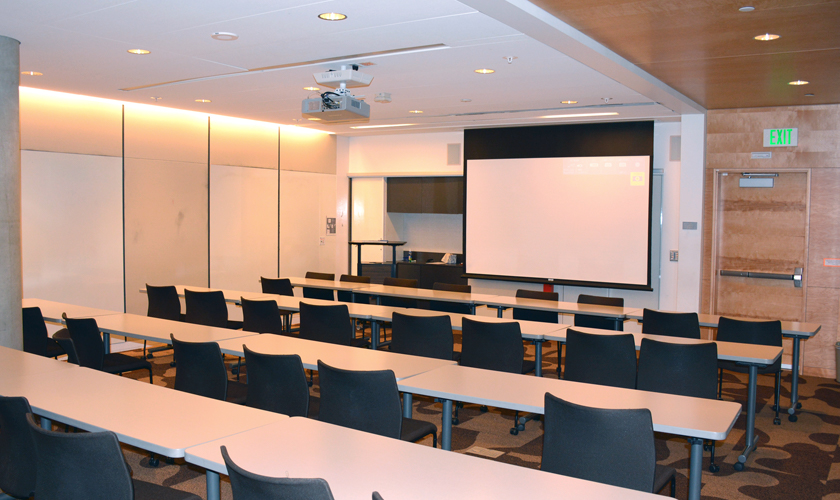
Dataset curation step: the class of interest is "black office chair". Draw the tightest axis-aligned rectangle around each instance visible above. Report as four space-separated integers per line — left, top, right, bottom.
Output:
260 277 295 333
380 277 419 309
541 393 676 496
184 288 242 330
574 294 624 331
144 284 182 358
221 445 335 500
303 272 336 301
26 413 201 500
429 282 473 315
241 297 286 335
717 317 783 425
317 360 437 448
244 346 318 418
459 317 536 434
53 336 79 365
0 396 38 499
562 328 637 389
641 308 701 339
513 289 559 324
637 338 720 472
22 307 65 358
372 493 384 500
170 334 248 404
299 302 369 348
390 312 456 361
337 274 373 339
62 315 153 383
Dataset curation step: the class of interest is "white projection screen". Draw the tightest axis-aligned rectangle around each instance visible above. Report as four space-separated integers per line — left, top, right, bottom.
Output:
466 155 652 288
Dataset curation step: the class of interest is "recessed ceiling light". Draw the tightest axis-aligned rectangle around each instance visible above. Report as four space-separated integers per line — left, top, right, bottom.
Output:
303 86 320 91
150 96 162 101
561 100 578 104
461 98 472 102
409 110 423 114
211 32 238 41
195 99 212 103
804 93 815 97
127 49 150 55
739 6 755 12
540 112 619 119
21 71 42 76
318 12 347 21
754 33 780 41
350 124 415 129
789 80 809 86
307 117 322 121
474 68 495 74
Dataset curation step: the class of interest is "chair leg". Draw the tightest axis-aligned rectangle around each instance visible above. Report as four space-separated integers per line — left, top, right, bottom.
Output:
510 410 538 435
453 402 463 425
773 371 782 425
670 475 676 497
148 367 153 384
707 440 719 473
718 367 723 399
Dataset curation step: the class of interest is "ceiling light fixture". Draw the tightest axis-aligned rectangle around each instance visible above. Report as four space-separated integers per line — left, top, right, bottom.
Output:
788 80 809 86
318 12 346 21
754 33 779 41
195 99 212 103
350 123 415 129
307 117 322 121
409 110 423 114
303 86 320 91
540 112 619 119
211 32 239 41
561 100 578 104
150 96 162 101
21 71 42 76
460 98 472 102
127 49 150 55
474 68 495 74
739 6 755 12
805 93 815 97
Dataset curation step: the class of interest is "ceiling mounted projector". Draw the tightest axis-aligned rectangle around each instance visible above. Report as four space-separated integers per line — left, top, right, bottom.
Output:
303 65 373 124
313 67 374 89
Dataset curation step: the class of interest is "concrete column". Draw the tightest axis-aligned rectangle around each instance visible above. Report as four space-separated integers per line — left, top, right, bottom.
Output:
0 35 22 349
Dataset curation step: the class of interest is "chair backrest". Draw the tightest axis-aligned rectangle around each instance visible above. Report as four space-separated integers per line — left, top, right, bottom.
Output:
574 294 624 331
62 316 105 370
390 312 454 360
54 336 80 365
429 282 473 315
513 289 559 324
260 277 294 296
145 284 182 321
641 308 701 339
170 334 228 401
303 272 336 301
316 360 402 439
563 329 637 389
244 346 310 417
26 413 135 500
337 274 372 304
372 493 384 500
459 317 524 373
184 289 229 328
0 396 37 499
636 338 718 399
299 302 353 346
241 298 285 335
541 393 657 492
380 277 419 309
221 446 335 500
717 317 783 370
22 306 49 356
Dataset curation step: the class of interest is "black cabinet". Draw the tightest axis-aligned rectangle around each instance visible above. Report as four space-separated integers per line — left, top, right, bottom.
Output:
387 177 464 214
397 262 466 289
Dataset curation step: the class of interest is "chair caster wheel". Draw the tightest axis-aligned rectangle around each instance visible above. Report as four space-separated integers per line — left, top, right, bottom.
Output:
517 424 525 432
774 417 781 425
733 462 744 472
146 353 154 359
789 414 798 422
796 402 802 409
452 418 460 425
149 457 159 467
170 361 177 367
771 404 779 412
231 367 239 375
709 464 720 473
479 405 488 413
703 444 711 452
510 428 519 435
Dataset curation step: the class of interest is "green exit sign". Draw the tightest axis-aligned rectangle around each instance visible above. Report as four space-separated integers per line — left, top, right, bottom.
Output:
763 128 798 147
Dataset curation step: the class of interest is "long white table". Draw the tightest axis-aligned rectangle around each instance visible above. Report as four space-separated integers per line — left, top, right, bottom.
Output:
187 417 664 500
0 345 80 377
398 364 741 500
477 294 633 328
626 309 820 421
94 313 258 346
543 325 782 470
23 298 124 323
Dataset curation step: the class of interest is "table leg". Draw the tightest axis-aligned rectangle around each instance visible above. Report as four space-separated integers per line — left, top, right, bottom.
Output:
495 306 504 318
788 336 802 420
440 399 453 451
40 417 52 430
371 321 380 350
355 244 362 277
533 340 543 377
737 364 759 469
391 246 397 278
687 438 703 500
206 470 220 500
403 393 413 418
470 304 476 315
103 332 110 354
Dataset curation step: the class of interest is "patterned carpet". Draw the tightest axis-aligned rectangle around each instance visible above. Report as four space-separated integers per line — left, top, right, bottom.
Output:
111 337 840 499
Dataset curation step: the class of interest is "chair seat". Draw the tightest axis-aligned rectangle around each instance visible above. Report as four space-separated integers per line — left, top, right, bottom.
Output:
452 351 461 363
133 479 202 500
227 320 244 330
226 380 249 405
401 417 438 447
102 353 153 374
46 339 65 358
653 463 676 495
522 359 536 375
718 359 780 375
307 395 320 419
350 337 371 349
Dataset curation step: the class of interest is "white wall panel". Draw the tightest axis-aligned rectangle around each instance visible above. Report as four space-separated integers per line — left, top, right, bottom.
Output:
349 177 386 272
21 151 124 311
279 170 336 277
210 164 278 291
348 131 464 175
124 159 208 315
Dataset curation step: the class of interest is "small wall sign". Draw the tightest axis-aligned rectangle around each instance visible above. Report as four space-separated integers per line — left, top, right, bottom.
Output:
763 128 798 147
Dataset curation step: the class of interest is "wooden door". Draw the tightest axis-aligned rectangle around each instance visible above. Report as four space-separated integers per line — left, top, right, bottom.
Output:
711 170 810 364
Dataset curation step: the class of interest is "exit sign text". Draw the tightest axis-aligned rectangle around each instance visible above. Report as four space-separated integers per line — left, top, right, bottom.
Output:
763 128 798 147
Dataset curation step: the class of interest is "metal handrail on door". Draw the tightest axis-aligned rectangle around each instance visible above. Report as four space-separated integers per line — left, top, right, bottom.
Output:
719 267 803 288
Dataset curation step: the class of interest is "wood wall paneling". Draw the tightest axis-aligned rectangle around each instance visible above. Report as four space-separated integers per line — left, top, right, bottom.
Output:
806 168 840 289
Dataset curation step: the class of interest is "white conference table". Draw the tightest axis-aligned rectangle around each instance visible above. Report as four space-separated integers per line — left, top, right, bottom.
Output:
398 364 741 500
544 325 782 469
23 297 123 323
477 294 633 326
187 416 664 500
626 308 820 421
0 345 80 378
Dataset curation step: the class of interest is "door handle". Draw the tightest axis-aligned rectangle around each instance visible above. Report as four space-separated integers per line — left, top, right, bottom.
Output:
719 267 803 288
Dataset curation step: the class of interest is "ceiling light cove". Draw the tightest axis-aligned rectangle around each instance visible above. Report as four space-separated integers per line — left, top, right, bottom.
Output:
754 33 779 41
350 123 415 129
211 32 238 41
474 68 495 74
21 71 42 76
127 49 150 55
789 80 809 86
540 112 619 119
318 12 347 21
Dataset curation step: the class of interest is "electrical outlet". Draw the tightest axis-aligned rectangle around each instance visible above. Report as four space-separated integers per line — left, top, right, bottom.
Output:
669 250 679 262
319 237 325 246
